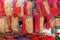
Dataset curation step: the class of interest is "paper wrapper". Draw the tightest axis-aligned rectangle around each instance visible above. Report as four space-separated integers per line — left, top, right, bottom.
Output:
13 7 21 17
22 15 33 34
36 1 42 15
36 0 46 16
43 1 50 15
39 16 44 33
33 13 40 33
50 8 59 16
11 17 19 32
25 16 33 34
15 0 24 17
4 0 13 16
26 1 33 15
42 35 55 40
0 16 9 33
50 17 55 28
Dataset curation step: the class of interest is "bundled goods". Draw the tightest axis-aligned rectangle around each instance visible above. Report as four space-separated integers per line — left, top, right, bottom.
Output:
0 16 10 33
21 15 33 34
24 1 33 16
35 1 42 15
13 0 24 17
43 0 50 15
11 17 19 33
25 16 33 34
50 0 59 16
0 0 6 16
0 0 60 39
39 16 44 33
4 0 13 16
35 0 46 16
33 13 40 33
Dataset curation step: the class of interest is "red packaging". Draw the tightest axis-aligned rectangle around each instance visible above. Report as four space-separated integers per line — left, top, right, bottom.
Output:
24 1 33 16
24 0 28 15
13 0 17 7
21 15 27 34
13 7 21 17
43 0 50 16
13 0 21 17
50 8 59 16
42 35 55 40
30 35 39 40
0 0 6 16
21 15 33 34
45 16 51 29
48 0 54 7
35 0 46 16
36 1 42 15
33 13 40 33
